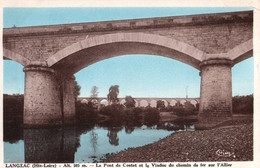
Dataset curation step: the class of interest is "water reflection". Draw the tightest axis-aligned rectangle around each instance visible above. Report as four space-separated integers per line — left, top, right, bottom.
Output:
4 123 23 143
4 121 196 163
107 127 122 146
125 126 135 134
24 127 78 163
90 130 98 153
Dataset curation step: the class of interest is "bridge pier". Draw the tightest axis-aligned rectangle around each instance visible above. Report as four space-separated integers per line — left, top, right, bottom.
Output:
199 58 233 124
23 66 63 126
23 66 76 126
60 75 76 124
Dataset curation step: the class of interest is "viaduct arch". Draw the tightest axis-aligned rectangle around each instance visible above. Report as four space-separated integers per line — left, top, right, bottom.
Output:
3 11 253 126
78 97 200 108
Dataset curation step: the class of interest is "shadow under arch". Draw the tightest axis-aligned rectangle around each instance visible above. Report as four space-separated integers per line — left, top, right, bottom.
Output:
100 99 108 106
47 32 205 75
140 100 149 107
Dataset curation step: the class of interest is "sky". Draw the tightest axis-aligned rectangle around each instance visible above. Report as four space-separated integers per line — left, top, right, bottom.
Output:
3 7 254 98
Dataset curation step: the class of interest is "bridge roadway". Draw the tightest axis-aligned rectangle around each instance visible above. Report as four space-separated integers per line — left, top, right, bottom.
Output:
78 97 200 107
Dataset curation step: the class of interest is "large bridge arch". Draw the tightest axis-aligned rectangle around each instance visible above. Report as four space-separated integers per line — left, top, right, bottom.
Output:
47 32 204 75
4 11 252 126
229 39 253 65
3 48 30 66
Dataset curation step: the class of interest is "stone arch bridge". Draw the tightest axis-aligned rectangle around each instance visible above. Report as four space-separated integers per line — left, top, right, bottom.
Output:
3 11 253 126
78 97 200 108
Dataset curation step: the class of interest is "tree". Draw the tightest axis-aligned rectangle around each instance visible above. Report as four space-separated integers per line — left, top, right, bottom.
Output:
184 101 195 110
74 81 81 98
124 96 136 108
232 94 253 114
90 86 99 98
107 85 119 103
156 100 165 110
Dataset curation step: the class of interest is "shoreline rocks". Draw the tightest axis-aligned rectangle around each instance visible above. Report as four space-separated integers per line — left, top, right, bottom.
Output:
104 123 253 162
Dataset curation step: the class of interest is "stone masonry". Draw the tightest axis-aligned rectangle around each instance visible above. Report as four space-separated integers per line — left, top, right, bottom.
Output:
199 59 233 123
3 11 253 126
23 66 62 125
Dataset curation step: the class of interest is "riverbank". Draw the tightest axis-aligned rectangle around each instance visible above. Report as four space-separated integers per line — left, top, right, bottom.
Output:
104 120 253 162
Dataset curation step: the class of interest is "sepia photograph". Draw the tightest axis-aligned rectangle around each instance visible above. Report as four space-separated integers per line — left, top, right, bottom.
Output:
1 2 258 167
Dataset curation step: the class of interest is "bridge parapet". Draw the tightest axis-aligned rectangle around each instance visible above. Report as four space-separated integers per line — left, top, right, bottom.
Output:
3 11 252 69
3 11 252 37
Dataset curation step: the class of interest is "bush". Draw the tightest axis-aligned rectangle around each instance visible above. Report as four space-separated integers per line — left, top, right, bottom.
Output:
124 96 136 108
124 109 134 126
99 104 124 117
172 106 185 116
232 95 253 114
156 100 165 111
172 105 198 117
133 107 143 122
99 104 125 126
144 107 160 127
124 107 143 127
75 101 98 124
165 105 174 112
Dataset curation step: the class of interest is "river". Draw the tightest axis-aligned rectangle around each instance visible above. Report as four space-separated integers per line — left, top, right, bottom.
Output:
4 122 195 163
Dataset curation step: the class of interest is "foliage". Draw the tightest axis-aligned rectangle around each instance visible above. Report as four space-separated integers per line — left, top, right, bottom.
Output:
156 100 165 111
3 94 24 124
124 96 136 108
107 85 119 103
232 94 253 114
165 105 174 112
99 104 124 116
99 105 144 127
74 81 81 99
143 107 160 127
124 107 143 127
172 101 198 116
90 86 99 98
183 101 196 111
99 104 125 126
175 101 183 107
75 101 98 124
132 107 144 126
172 106 185 116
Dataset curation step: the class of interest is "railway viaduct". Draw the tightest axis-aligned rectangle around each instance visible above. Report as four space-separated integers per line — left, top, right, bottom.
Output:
78 97 200 108
3 11 253 126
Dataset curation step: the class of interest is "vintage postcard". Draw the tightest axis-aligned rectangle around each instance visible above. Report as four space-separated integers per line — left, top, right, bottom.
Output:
1 0 259 168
